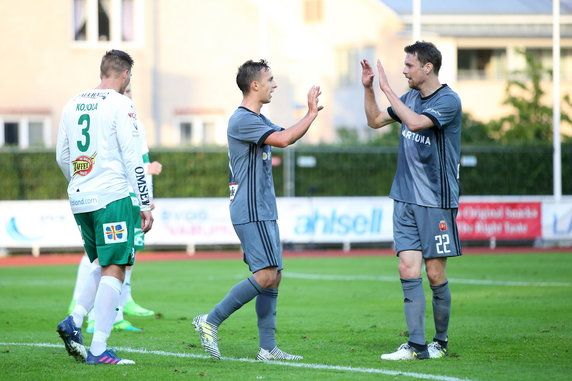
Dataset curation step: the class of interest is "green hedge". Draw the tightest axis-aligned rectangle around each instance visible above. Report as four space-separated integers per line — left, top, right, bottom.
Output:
1 143 570 200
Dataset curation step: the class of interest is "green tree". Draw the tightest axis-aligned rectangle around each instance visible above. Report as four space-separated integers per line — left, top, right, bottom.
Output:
461 112 496 144
490 49 572 144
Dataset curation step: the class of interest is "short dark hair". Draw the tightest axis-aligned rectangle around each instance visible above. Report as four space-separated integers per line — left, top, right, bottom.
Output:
236 59 270 94
404 41 442 75
100 49 134 77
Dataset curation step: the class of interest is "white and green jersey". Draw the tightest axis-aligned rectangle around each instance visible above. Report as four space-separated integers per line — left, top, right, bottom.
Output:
137 119 154 201
56 88 151 214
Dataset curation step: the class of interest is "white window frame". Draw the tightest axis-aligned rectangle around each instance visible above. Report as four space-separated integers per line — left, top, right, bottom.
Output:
0 116 52 149
175 114 226 146
70 0 144 48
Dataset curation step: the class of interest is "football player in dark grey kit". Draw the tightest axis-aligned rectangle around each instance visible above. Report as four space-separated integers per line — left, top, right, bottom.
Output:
193 59 323 361
362 41 462 360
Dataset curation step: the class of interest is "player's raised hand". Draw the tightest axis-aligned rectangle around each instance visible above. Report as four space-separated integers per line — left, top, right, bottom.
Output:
376 59 390 92
307 85 324 114
361 59 375 88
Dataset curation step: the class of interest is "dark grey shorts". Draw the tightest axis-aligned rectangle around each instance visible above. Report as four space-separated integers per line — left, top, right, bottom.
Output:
233 220 283 273
393 200 462 259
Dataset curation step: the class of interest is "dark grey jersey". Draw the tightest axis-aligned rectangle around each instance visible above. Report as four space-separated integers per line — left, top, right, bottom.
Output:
227 107 283 224
387 85 462 208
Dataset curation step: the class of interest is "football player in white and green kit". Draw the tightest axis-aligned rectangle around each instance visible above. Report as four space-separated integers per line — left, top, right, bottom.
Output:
67 83 162 334
56 50 153 365
362 41 462 360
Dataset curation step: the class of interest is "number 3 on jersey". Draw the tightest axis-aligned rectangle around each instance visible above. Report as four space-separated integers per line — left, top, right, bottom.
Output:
435 234 451 254
77 113 91 152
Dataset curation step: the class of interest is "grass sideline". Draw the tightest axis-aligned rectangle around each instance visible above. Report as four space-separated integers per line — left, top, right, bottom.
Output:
0 252 571 380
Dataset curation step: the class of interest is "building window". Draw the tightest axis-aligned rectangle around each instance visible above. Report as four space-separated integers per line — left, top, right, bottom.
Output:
97 0 111 41
336 45 375 87
457 48 507 80
180 122 192 145
176 114 225 146
29 122 46 146
203 121 216 143
72 0 139 44
0 117 50 148
304 0 323 23
3 122 19 146
73 0 88 40
525 48 572 81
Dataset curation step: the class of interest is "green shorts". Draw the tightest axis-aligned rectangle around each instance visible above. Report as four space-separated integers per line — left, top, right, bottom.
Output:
130 193 144 251
74 196 136 267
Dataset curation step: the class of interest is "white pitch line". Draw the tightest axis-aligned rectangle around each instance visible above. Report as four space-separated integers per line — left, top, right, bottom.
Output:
285 272 571 287
0 342 474 381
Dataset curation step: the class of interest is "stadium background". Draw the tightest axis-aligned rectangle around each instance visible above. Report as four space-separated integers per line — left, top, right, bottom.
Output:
1 1 571 251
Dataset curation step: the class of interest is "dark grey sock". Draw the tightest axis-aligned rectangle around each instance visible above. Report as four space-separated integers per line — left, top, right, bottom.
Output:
207 276 262 326
256 288 278 350
431 281 451 342
401 278 426 346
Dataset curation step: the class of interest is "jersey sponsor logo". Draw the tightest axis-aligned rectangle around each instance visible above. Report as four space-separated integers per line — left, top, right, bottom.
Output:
135 166 150 206
229 183 238 202
70 195 99 207
128 112 139 131
423 107 442 116
103 222 127 244
72 152 97 176
80 91 108 100
262 152 272 161
439 220 448 231
402 129 431 145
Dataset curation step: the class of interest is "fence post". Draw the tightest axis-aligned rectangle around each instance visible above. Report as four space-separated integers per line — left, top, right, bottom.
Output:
283 146 295 197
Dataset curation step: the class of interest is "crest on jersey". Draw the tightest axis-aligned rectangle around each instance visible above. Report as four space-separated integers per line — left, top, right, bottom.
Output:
103 222 127 244
439 220 448 231
72 152 97 177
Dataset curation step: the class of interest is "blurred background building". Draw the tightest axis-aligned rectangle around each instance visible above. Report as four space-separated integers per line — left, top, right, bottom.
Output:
0 0 570 148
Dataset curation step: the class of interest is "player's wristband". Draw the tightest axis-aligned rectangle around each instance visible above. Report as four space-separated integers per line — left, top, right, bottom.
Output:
140 205 152 212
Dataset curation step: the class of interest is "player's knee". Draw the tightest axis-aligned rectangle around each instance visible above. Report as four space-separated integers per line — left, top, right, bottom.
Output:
254 268 279 289
426 269 446 285
398 263 420 279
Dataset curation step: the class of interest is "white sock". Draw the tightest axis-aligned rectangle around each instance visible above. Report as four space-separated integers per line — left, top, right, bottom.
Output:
123 267 134 303
72 254 93 300
90 276 122 356
115 304 124 323
114 267 134 323
72 264 101 327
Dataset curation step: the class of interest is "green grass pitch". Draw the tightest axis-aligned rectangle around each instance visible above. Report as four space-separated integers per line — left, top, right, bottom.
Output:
0 252 571 380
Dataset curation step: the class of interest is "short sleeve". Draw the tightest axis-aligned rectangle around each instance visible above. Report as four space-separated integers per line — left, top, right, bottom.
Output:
421 94 461 129
230 111 282 147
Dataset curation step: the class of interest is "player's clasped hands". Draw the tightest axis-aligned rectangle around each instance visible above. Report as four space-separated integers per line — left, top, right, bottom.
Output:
360 59 390 92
